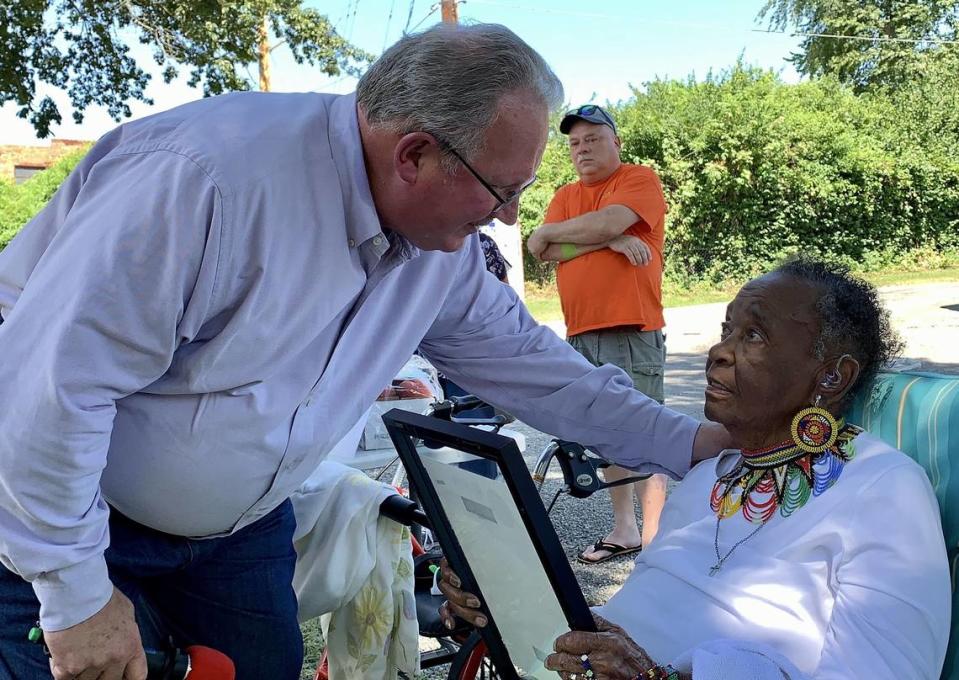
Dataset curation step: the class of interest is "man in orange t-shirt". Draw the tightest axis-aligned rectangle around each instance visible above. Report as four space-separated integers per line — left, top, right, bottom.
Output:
527 105 668 564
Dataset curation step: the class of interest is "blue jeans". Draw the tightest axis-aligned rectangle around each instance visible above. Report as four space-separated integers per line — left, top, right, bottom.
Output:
0 500 303 680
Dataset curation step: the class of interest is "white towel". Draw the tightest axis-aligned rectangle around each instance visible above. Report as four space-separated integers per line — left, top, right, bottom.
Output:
291 461 419 679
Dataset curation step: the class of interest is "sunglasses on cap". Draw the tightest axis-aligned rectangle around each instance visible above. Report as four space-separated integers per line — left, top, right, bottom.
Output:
568 105 614 125
560 104 617 135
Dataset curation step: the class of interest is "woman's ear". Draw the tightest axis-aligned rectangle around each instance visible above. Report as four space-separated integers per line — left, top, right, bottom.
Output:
816 354 861 409
394 132 440 185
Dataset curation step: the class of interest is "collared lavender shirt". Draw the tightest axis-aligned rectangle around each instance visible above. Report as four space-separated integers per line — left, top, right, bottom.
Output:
0 92 699 631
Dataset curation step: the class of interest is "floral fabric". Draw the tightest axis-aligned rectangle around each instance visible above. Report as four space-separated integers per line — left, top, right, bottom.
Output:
291 461 418 679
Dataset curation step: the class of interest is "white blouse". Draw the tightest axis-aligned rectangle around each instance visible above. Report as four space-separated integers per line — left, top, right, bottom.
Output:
597 432 951 679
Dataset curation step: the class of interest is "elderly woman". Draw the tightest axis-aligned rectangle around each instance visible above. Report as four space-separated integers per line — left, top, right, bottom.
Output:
440 258 951 679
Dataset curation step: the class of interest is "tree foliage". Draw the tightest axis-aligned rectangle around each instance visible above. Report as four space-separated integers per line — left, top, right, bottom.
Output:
519 63 959 285
0 147 88 249
5 66 959 290
759 0 959 91
1 0 372 138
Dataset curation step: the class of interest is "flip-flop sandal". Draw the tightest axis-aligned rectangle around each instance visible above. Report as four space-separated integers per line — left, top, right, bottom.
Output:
577 540 642 564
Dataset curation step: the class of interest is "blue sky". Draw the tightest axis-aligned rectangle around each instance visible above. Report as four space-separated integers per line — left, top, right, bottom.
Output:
0 0 802 145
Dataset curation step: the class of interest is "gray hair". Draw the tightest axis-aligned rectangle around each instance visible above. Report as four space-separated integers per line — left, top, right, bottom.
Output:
773 257 903 408
357 23 564 168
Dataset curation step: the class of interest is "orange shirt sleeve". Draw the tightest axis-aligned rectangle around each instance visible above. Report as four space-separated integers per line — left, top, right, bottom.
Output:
604 167 666 234
544 185 570 224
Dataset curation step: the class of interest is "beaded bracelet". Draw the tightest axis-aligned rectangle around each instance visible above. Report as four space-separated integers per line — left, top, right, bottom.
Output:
637 664 680 680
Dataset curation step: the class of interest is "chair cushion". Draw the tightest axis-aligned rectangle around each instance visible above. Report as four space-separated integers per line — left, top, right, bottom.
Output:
849 371 959 679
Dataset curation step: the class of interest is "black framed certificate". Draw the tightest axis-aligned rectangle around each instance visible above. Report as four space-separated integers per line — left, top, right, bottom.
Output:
383 409 596 680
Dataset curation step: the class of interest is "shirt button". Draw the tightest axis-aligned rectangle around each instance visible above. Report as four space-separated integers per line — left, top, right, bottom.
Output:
372 235 383 246
348 238 356 247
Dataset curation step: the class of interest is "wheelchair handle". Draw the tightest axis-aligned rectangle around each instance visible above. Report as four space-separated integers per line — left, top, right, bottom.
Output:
379 494 431 529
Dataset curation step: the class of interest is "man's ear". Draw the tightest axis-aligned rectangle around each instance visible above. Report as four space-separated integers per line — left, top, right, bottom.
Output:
394 132 439 185
613 134 622 151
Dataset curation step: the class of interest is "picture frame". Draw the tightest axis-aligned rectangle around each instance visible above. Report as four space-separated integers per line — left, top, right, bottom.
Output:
383 408 596 679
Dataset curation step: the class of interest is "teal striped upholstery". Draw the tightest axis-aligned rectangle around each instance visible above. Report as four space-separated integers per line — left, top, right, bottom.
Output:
848 371 959 679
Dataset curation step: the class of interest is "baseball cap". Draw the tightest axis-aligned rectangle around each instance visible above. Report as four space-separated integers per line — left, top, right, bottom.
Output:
559 104 617 135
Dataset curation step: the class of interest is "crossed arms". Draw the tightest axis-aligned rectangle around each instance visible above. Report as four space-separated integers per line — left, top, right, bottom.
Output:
526 204 651 266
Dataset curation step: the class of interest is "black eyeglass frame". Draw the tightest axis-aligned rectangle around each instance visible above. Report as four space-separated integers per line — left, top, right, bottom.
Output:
431 135 537 213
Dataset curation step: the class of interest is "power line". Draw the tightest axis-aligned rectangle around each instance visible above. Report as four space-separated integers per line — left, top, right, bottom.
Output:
346 0 361 42
464 0 739 28
464 0 959 46
753 27 959 46
383 0 398 51
402 0 417 34
407 3 439 34
315 74 354 91
334 0 356 31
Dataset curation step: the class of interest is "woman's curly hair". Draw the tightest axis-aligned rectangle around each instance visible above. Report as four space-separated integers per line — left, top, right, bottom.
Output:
774 256 903 407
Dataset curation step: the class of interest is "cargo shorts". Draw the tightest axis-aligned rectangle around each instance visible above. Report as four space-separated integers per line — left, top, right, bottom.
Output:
568 327 666 404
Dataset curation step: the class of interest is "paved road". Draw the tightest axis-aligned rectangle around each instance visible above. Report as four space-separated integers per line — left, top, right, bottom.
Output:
544 281 959 419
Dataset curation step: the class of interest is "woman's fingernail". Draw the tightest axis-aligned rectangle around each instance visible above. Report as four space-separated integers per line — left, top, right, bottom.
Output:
444 618 454 630
450 575 461 588
476 616 487 627
466 597 480 608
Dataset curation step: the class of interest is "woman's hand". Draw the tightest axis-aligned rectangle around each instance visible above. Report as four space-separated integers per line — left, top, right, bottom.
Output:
436 558 488 629
546 613 662 680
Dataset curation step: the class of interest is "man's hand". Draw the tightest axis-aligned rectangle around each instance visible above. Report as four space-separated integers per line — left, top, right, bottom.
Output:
607 235 651 266
45 587 147 680
526 229 549 260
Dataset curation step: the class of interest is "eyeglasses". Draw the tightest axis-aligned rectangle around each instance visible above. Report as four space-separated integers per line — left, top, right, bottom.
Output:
434 137 537 213
566 104 616 130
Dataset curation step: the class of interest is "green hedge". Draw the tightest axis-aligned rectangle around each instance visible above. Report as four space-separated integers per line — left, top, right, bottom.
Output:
519 64 959 285
0 148 89 250
5 67 959 289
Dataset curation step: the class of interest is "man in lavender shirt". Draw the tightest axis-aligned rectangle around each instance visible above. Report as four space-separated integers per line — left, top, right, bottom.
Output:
0 23 728 680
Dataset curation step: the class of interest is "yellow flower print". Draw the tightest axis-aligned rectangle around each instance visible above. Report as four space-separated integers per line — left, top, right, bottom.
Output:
353 585 392 651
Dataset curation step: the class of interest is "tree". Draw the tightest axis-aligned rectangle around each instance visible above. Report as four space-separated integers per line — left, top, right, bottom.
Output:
1 0 372 138
759 0 959 91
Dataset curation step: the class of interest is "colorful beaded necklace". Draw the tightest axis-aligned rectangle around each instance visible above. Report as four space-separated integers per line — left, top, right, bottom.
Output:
706 421 861 575
710 421 862 525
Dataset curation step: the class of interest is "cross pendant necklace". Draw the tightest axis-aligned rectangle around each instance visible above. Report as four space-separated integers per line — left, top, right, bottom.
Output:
709 515 766 576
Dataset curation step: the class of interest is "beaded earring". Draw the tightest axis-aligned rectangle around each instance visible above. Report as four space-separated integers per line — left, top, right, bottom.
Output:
791 394 839 454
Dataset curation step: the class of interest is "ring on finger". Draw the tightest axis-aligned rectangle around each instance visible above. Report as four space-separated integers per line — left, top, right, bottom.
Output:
440 601 453 627
580 653 595 679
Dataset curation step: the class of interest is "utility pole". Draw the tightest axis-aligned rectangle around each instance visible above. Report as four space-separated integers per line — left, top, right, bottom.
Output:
257 15 271 91
440 0 458 24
